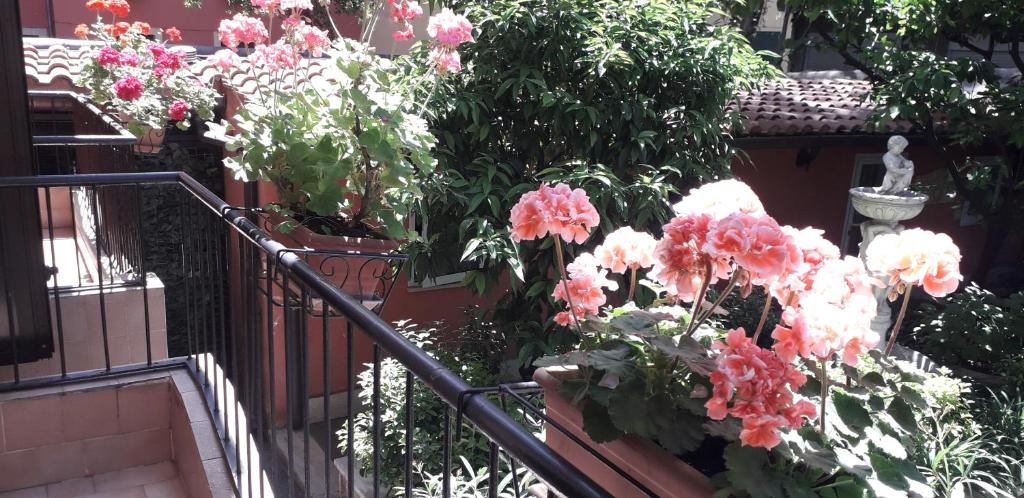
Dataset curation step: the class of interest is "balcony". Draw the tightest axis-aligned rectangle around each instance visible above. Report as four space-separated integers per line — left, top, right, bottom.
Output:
0 171 619 498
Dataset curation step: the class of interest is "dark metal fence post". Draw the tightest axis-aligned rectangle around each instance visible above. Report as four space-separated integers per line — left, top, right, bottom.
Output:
285 295 306 431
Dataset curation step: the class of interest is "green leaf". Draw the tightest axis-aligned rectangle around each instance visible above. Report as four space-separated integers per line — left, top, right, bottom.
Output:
723 443 784 498
831 390 872 433
868 452 908 491
886 398 917 433
581 399 623 443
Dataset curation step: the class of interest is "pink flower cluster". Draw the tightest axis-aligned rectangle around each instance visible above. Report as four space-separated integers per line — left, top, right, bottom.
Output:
96 46 137 67
426 8 474 74
288 21 331 57
649 213 728 300
209 49 241 71
672 179 765 221
594 227 657 274
769 227 841 306
705 329 817 449
113 75 144 100
866 228 963 298
771 256 880 366
705 212 802 285
509 183 600 244
148 44 184 79
167 99 190 121
552 254 618 326
388 0 424 41
218 14 269 50
251 42 301 72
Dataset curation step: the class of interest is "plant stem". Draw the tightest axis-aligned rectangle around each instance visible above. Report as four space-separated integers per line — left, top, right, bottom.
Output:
751 292 773 342
627 267 638 303
688 268 741 335
684 260 713 336
819 359 829 434
553 236 584 336
884 285 913 356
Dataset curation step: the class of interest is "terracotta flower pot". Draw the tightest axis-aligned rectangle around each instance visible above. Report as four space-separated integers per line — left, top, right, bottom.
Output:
265 211 401 303
533 367 714 498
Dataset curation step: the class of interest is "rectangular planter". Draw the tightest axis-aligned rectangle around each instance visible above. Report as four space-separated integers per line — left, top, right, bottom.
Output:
533 367 713 498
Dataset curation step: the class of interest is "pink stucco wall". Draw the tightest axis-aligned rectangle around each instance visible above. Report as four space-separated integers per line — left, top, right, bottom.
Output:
22 0 360 47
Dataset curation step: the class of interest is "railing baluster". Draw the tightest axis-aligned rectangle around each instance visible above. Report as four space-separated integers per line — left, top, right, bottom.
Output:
443 406 452 498
90 186 111 371
43 186 67 377
373 343 382 498
346 321 355 498
283 267 296 498
301 289 311 498
322 299 331 498
136 185 152 366
404 370 414 498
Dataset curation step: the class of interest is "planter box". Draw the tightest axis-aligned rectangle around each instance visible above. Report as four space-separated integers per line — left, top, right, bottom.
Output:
533 367 713 498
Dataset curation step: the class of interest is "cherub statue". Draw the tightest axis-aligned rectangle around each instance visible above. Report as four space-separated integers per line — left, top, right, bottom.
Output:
878 135 914 194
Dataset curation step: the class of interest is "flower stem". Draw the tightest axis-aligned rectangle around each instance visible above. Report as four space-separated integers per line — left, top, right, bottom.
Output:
884 285 913 356
627 267 638 303
688 268 741 335
819 359 829 434
684 260 713 336
751 292 773 342
553 236 584 336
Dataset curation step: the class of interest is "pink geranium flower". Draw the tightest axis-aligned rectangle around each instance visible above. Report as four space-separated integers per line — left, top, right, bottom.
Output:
280 0 312 11
769 227 840 305
429 47 462 74
865 228 963 298
705 329 815 449
649 213 730 301
427 8 474 46
113 75 144 100
705 213 802 284
771 256 880 366
509 184 599 244
168 99 191 121
218 14 269 50
96 47 123 66
673 179 765 221
295 23 331 57
551 253 618 326
594 227 657 274
251 42 301 71
210 49 240 71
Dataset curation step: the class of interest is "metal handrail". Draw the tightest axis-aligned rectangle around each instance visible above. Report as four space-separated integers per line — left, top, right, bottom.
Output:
0 172 613 498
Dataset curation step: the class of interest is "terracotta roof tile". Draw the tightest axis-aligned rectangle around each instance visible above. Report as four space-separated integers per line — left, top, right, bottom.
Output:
23 43 93 89
731 78 916 137
191 57 341 102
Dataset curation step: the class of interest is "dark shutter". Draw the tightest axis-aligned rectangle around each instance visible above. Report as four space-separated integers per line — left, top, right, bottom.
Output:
0 1 54 364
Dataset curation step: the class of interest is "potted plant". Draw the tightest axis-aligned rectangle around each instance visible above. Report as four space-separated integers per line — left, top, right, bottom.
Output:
508 179 966 497
73 0 218 145
194 0 475 434
204 0 473 298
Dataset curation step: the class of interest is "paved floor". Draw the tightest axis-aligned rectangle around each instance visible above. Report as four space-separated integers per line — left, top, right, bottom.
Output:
0 461 189 498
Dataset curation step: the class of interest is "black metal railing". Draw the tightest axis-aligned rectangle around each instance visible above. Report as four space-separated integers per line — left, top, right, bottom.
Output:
0 172 615 498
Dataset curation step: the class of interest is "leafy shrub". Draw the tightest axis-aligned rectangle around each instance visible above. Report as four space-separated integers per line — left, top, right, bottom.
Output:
339 320 537 494
409 0 778 364
905 283 1024 384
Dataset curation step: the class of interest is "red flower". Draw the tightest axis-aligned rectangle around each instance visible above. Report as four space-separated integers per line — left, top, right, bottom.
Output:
74 24 90 39
108 21 130 37
164 27 182 42
85 0 107 12
168 100 190 121
132 22 151 35
105 0 130 18
113 75 144 100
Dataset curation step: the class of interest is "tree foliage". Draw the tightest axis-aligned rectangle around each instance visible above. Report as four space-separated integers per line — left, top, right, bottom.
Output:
785 0 1024 269
408 0 778 363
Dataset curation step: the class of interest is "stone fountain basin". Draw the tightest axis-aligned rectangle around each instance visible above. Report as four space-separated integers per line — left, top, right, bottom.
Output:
849 187 929 222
